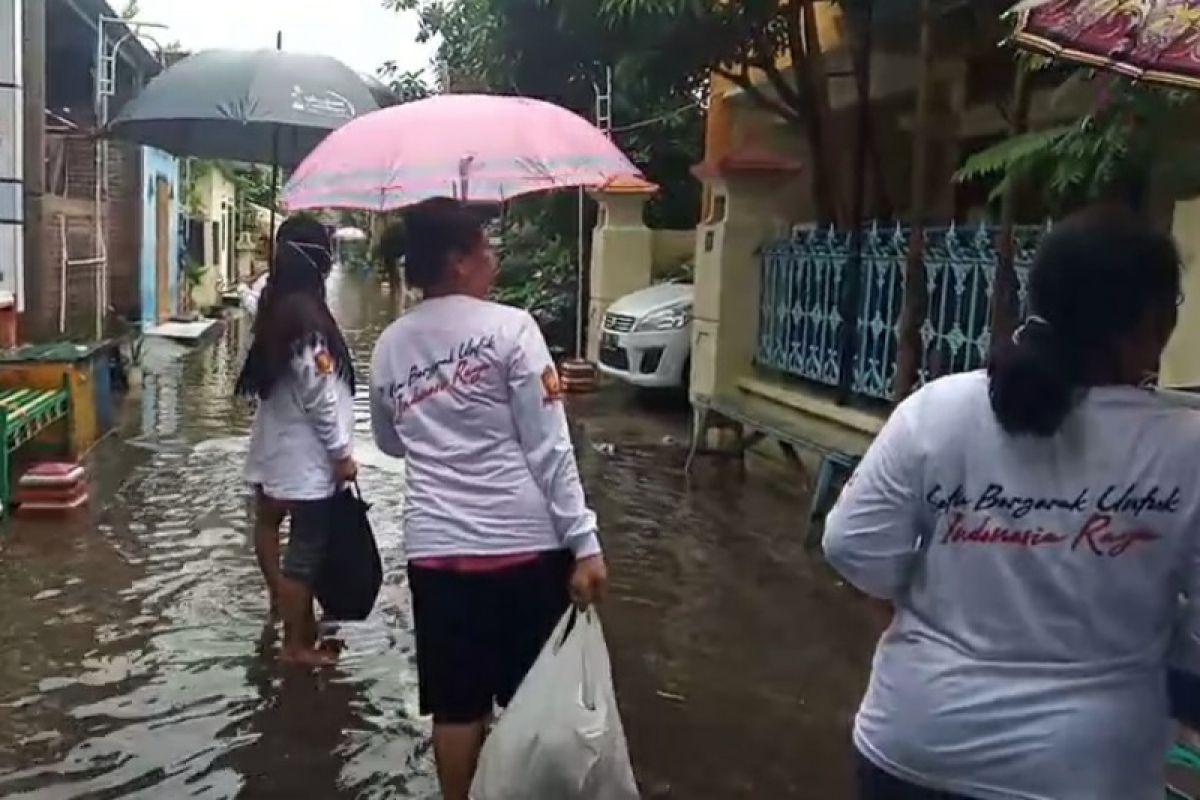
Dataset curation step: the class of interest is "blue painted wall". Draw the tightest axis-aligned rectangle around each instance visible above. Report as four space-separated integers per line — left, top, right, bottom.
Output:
139 148 181 323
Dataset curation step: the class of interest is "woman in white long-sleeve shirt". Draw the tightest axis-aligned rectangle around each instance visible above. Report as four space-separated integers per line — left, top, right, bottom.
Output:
238 272 269 317
824 206 1200 800
237 217 357 667
369 198 607 800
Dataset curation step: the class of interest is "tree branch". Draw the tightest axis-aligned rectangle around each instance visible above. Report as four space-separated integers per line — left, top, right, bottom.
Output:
715 65 803 125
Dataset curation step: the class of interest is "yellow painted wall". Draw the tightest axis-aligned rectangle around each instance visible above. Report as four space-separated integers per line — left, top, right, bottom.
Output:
1163 197 1200 388
0 362 94 456
651 230 696 277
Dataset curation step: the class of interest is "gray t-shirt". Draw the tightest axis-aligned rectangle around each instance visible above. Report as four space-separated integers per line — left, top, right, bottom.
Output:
825 371 1200 800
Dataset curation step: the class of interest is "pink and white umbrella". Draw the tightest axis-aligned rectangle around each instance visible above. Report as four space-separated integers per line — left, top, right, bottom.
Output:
282 94 641 211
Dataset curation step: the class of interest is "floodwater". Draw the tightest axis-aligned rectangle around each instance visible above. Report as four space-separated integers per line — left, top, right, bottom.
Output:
0 270 880 799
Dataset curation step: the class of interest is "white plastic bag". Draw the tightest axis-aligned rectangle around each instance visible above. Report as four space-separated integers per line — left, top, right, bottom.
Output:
470 608 640 800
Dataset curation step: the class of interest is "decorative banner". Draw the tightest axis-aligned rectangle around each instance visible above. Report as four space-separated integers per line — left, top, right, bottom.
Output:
1012 0 1200 90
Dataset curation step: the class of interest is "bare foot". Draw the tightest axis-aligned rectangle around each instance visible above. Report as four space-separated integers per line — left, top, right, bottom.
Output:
279 646 338 667
318 638 345 654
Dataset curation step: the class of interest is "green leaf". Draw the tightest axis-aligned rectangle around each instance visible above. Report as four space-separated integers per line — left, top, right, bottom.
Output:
953 125 1074 184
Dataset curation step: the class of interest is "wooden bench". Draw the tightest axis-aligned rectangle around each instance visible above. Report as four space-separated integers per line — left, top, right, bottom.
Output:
686 393 860 547
0 379 71 512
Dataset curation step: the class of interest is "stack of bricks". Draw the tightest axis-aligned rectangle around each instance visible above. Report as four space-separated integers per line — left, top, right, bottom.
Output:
15 462 89 517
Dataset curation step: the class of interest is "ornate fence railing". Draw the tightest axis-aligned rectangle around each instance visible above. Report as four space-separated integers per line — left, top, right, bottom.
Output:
756 222 1047 403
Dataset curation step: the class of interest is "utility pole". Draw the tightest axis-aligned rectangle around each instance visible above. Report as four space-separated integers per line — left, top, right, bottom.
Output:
574 65 612 362
93 14 167 338
562 66 612 392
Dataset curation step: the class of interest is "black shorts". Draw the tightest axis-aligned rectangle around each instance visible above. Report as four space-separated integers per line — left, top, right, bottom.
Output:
408 550 573 724
280 497 335 586
856 750 978 800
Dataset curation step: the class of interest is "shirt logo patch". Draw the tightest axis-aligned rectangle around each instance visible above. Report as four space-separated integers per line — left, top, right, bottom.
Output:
314 350 334 375
541 366 563 404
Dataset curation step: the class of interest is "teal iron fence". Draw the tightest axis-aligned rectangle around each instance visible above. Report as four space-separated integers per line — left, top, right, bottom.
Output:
756 221 1047 402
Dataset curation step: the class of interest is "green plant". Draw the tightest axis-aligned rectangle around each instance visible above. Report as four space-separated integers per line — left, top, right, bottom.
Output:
183 256 208 290
956 73 1198 213
491 219 577 346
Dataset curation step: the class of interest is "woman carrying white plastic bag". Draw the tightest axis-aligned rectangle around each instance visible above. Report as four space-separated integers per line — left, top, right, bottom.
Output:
472 608 639 800
369 199 608 799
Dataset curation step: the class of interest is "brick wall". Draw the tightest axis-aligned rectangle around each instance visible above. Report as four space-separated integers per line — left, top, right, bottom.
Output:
42 196 101 340
32 136 144 340
106 141 141 321
46 134 96 201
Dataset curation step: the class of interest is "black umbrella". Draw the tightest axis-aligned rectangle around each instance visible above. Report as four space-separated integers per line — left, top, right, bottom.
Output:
107 48 382 167
108 47 384 266
358 72 402 110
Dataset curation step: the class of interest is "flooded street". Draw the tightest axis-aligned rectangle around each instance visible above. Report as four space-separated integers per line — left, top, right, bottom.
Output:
0 272 879 799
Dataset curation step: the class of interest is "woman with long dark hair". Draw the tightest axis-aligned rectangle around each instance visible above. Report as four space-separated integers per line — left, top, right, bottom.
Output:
824 205 1200 799
369 198 607 800
238 216 357 667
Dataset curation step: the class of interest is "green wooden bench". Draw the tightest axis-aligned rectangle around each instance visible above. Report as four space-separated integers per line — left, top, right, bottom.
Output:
0 378 71 512
686 393 860 547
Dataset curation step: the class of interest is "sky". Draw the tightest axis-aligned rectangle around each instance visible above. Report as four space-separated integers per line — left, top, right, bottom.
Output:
132 0 435 79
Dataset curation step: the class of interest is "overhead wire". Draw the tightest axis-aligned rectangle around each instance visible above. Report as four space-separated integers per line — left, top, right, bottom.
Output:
610 100 702 134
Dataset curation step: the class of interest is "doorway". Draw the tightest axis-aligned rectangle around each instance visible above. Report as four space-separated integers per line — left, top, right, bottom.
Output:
155 176 170 323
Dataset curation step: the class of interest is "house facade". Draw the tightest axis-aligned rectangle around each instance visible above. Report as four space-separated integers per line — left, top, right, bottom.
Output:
591 1 1200 471
139 147 180 323
182 164 237 311
28 0 183 340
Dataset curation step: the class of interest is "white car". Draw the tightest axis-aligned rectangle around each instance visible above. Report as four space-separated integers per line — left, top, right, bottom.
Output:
597 282 693 390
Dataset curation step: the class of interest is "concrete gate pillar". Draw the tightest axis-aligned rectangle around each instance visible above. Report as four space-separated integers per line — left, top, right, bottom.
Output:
586 176 658 363
690 153 802 402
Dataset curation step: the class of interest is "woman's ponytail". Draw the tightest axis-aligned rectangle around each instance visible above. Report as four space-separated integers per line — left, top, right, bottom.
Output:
987 205 1181 438
988 317 1078 437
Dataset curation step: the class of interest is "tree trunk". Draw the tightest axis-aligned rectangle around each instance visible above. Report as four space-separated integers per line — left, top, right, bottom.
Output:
990 61 1032 354
837 0 875 404
893 0 934 401
798 1 842 225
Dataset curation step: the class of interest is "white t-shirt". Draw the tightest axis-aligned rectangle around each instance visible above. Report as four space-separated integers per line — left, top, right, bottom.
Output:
245 343 354 501
369 295 601 561
824 371 1200 800
239 274 269 317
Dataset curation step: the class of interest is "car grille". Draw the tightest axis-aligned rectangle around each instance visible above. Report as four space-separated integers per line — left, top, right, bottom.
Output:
599 346 629 371
604 313 636 333
639 347 664 375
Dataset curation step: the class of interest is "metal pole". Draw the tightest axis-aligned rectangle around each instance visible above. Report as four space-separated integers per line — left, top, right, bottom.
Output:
575 186 584 359
94 17 105 339
575 66 612 361
837 0 874 404
268 31 282 270
93 16 167 337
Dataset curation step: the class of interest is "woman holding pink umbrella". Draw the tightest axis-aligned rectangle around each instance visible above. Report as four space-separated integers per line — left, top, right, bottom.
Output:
368 198 607 799
287 95 637 797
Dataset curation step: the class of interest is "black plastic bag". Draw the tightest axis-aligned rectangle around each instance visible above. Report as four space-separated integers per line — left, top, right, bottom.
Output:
314 483 382 621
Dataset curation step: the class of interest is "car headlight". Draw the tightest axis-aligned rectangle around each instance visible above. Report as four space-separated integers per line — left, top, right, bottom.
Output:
635 303 692 332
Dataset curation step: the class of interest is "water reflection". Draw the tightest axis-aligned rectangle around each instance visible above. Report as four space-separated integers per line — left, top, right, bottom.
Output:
0 268 875 799
0 269 436 799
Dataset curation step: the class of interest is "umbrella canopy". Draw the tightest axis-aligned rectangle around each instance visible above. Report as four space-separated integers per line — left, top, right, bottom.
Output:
282 94 641 211
107 49 382 167
358 72 402 109
1010 0 1200 90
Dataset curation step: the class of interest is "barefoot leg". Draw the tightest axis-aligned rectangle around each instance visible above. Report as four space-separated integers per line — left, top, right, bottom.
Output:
253 491 286 617
278 575 336 666
433 720 488 800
